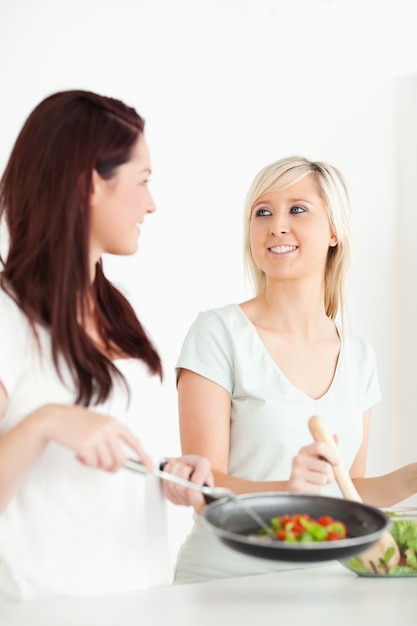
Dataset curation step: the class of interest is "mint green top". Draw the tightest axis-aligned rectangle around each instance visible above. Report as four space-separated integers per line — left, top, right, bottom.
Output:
174 303 381 582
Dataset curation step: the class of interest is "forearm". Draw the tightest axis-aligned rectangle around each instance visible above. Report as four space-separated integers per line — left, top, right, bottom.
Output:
0 402 155 511
211 439 339 495
212 468 289 494
353 463 417 507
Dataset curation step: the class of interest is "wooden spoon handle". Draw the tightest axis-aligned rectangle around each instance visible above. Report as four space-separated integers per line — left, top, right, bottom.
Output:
308 415 362 503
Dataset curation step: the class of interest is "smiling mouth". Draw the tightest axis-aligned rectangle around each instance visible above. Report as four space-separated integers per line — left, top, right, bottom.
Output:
269 245 298 254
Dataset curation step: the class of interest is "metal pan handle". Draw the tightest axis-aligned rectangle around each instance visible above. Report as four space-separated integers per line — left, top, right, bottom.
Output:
124 458 235 503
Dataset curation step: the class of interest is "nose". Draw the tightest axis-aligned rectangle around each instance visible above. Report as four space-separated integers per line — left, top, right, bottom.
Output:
146 192 157 214
270 212 289 235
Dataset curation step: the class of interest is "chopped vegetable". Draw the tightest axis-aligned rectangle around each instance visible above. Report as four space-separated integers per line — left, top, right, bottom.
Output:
258 513 348 543
343 511 417 576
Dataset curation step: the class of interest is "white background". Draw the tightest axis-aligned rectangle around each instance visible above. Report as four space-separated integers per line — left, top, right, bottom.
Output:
1 0 417 570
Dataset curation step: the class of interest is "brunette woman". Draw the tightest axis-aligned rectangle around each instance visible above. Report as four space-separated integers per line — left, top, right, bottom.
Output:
0 90 212 600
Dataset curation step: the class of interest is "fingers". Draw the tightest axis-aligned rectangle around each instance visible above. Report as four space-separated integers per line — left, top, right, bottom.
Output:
309 440 340 466
288 442 338 494
179 454 213 487
76 439 127 472
48 405 154 474
290 454 334 488
74 415 153 473
120 429 154 471
160 458 194 505
160 455 214 511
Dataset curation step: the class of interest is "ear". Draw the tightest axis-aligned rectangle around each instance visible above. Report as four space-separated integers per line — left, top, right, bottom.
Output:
329 233 338 248
90 169 103 207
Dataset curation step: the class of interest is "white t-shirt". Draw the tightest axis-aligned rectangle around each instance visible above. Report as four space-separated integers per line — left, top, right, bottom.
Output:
0 288 170 601
173 304 381 582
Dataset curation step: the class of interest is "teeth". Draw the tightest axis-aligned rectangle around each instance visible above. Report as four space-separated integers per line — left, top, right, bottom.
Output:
270 245 297 254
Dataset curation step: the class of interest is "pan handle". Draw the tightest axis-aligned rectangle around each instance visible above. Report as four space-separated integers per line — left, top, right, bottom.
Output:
202 492 217 505
158 463 271 532
159 462 227 504
124 458 235 502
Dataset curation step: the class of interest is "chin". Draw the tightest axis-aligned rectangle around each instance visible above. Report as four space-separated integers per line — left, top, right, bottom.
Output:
124 246 139 256
108 244 138 257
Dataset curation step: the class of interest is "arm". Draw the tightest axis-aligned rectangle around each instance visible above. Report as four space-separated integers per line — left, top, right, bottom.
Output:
0 380 153 513
350 409 417 506
177 368 338 496
349 408 371 480
353 465 417 507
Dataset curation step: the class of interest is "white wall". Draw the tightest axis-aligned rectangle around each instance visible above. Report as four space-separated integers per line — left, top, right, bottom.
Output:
394 75 417 476
1 0 417 569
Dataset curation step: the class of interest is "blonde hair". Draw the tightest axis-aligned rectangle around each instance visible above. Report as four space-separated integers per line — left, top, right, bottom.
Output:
243 156 351 320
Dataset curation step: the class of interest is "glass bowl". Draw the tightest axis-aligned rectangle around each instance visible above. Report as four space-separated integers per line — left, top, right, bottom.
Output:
339 507 417 577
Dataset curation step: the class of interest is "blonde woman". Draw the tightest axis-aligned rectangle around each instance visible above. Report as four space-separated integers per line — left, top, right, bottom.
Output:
173 156 417 583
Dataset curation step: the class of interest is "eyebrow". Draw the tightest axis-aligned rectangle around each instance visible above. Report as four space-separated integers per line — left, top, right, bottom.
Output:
253 197 315 208
287 198 314 206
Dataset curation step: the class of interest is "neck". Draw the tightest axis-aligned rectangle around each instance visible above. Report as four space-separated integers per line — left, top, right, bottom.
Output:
251 277 332 340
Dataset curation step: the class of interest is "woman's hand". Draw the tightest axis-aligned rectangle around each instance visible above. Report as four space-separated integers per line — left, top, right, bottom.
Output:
160 454 213 513
34 404 153 472
0 401 154 511
288 441 339 494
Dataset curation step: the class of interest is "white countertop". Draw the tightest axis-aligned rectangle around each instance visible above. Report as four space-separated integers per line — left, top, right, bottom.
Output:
0 562 416 626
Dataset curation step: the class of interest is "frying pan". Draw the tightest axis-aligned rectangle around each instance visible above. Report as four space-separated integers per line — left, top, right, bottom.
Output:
201 492 389 562
125 460 389 563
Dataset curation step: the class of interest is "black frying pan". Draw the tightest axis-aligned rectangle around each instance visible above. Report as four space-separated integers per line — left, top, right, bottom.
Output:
202 492 389 562
124 460 388 563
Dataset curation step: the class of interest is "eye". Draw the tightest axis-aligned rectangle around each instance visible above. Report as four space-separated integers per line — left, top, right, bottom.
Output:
254 207 272 217
290 205 306 214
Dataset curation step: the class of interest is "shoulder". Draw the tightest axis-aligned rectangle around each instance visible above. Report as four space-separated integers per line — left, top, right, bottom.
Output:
178 303 253 365
177 306 239 391
186 304 241 334
194 303 240 322
179 305 242 357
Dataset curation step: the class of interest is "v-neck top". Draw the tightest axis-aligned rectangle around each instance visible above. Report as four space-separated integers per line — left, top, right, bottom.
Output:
174 303 381 583
176 303 381 492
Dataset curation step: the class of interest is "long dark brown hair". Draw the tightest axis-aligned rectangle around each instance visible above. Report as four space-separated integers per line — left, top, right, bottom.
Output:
0 90 162 405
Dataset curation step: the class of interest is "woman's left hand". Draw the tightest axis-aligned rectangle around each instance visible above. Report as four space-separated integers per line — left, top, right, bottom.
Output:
160 455 213 513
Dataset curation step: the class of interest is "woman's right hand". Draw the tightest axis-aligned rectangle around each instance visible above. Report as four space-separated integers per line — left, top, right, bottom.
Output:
287 441 340 494
33 404 153 472
0 397 153 511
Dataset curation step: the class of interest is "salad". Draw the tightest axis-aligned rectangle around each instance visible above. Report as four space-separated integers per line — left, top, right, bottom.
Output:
343 510 417 576
258 513 348 543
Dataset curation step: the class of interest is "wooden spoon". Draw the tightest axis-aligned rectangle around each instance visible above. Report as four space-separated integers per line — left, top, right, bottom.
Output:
308 415 400 574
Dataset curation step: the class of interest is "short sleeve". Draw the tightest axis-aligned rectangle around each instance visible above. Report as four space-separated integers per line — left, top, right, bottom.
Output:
175 310 234 394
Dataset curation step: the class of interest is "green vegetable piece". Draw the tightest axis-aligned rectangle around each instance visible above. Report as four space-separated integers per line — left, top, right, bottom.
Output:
388 565 416 576
405 547 417 569
326 522 347 539
344 557 367 573
383 546 395 564
300 518 328 541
